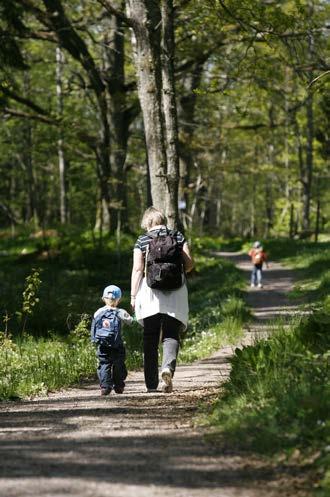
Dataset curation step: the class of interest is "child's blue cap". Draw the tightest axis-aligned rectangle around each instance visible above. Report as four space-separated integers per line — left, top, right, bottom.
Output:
102 285 122 299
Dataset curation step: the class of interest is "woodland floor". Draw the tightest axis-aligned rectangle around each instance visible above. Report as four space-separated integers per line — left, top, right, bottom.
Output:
0 254 313 497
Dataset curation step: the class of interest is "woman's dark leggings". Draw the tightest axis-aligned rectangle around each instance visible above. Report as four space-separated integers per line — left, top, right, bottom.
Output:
143 313 183 390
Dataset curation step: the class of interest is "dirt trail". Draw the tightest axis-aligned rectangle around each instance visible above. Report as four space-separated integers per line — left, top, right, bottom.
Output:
0 254 308 497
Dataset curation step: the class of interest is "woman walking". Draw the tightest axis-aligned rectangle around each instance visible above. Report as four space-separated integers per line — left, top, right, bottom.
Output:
130 207 194 393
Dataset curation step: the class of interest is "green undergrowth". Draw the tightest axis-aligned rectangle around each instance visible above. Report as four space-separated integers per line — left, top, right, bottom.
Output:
204 239 330 495
0 230 250 400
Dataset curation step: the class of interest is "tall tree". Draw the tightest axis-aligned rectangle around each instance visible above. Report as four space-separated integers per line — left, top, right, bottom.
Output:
126 0 180 227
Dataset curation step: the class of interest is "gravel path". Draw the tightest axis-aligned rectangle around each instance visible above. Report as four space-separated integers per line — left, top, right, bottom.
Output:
0 253 309 497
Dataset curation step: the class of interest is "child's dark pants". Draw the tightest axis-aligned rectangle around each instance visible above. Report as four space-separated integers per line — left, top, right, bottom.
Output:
143 313 183 390
97 343 127 391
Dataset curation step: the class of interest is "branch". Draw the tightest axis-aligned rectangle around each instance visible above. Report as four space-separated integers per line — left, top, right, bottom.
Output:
223 122 269 130
308 70 330 88
0 86 50 116
217 0 250 32
2 107 57 125
41 0 105 94
19 0 53 30
222 121 287 131
97 0 134 28
23 30 58 43
0 203 19 224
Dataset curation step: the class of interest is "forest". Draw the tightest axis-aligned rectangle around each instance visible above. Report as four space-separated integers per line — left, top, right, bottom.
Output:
0 0 329 237
0 1 329 496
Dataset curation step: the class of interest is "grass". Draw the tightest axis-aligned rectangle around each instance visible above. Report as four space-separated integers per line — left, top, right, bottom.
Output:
203 239 330 495
180 253 250 362
0 229 250 400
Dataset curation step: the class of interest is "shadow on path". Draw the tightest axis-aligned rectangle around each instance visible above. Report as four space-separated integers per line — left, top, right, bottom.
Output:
0 392 303 497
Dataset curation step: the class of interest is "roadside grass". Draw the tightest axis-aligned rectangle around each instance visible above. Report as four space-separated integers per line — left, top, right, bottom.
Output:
204 239 330 495
0 230 250 400
181 254 250 362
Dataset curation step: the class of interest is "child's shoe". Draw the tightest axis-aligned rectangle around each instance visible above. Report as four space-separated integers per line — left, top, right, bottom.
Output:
258 283 263 288
161 368 173 393
100 387 111 396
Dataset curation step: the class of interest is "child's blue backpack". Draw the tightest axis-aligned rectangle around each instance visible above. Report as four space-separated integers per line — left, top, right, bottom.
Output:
94 309 122 348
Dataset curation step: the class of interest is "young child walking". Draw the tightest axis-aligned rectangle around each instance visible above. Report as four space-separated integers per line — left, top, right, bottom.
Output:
91 285 133 396
248 241 269 288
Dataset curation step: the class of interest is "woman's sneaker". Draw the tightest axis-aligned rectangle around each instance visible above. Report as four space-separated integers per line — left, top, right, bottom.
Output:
161 368 173 393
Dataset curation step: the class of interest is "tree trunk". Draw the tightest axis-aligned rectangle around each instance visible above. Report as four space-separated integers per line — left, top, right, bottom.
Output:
178 62 204 228
250 178 256 238
302 91 314 232
127 0 180 227
128 0 167 207
289 203 295 239
314 198 320 243
56 46 69 224
102 8 130 230
42 0 113 231
22 70 38 227
264 108 276 238
160 0 179 228
301 2 315 233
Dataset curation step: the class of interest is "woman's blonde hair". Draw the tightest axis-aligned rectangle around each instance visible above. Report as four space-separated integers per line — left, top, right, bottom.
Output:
141 206 167 231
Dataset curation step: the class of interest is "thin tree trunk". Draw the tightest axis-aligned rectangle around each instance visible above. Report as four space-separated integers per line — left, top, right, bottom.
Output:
264 108 276 237
314 199 320 243
42 0 113 231
293 116 304 234
22 70 38 227
56 46 69 224
179 62 204 224
302 4 315 233
302 91 314 232
250 181 255 238
102 7 130 230
289 203 295 239
189 173 203 231
264 179 273 238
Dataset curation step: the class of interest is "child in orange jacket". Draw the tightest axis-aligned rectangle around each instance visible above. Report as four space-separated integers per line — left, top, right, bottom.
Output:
248 241 269 288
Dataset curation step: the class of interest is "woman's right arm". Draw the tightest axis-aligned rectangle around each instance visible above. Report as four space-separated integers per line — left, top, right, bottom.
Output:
130 248 144 309
182 242 194 273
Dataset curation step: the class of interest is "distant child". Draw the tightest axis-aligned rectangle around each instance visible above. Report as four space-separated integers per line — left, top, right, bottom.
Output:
91 285 133 396
248 241 269 288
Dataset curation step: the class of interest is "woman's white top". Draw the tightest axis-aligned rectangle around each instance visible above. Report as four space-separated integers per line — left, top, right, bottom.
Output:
133 225 189 328
135 277 189 328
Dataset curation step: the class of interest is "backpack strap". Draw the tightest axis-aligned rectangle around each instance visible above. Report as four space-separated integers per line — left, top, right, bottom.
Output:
100 307 119 321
